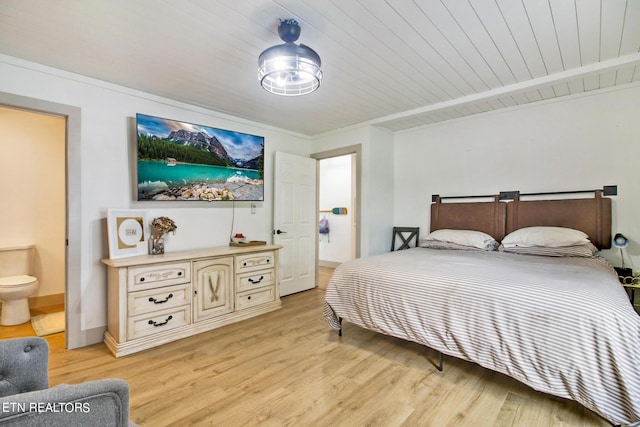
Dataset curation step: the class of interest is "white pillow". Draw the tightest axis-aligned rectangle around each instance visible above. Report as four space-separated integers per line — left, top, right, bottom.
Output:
420 240 485 251
421 229 498 250
500 243 597 257
501 226 590 248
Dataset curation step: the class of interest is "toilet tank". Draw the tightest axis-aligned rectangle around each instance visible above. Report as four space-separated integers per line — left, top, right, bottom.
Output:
0 244 35 277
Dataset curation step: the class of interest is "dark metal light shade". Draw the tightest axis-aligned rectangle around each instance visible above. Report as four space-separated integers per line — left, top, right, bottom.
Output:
258 20 322 96
613 233 629 248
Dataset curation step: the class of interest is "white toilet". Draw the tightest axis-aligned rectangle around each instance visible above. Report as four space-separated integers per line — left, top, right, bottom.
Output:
0 244 39 326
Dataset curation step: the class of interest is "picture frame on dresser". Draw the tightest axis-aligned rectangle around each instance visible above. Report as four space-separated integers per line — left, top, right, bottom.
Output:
107 208 149 259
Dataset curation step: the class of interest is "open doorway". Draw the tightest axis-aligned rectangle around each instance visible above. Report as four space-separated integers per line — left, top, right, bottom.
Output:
318 154 356 267
0 106 66 339
312 145 361 288
0 92 84 349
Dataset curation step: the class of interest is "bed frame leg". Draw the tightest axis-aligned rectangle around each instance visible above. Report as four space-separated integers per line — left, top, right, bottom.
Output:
338 317 343 337
438 352 444 372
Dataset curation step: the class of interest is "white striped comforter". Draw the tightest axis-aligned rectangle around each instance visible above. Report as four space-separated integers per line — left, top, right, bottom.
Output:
323 248 640 425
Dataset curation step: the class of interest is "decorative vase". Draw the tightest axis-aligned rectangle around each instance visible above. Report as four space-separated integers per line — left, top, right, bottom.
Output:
149 235 165 255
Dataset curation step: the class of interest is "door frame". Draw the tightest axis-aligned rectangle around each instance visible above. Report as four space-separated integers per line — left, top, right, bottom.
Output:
311 144 362 277
0 91 91 349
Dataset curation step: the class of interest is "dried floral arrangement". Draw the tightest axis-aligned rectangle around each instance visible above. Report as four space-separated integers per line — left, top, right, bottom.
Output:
150 216 177 239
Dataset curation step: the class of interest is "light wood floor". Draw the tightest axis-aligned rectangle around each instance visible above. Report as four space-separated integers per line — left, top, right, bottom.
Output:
0 268 610 426
0 303 64 339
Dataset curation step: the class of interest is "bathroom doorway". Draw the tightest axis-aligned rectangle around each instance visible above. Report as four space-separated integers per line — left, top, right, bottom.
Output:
0 106 66 341
312 145 361 287
318 154 356 267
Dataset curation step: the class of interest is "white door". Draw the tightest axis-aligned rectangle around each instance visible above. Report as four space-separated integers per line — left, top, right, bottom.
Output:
273 151 317 296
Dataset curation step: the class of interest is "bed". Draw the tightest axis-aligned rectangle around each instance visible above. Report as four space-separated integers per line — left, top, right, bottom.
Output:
323 191 640 425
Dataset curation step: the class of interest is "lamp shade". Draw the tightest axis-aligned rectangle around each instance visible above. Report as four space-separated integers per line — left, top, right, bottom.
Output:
258 20 322 96
613 233 629 249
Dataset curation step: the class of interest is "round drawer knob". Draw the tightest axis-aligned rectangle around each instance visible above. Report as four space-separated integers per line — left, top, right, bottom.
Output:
140 277 145 282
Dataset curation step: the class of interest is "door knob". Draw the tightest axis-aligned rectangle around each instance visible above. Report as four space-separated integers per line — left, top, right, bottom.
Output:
275 229 287 235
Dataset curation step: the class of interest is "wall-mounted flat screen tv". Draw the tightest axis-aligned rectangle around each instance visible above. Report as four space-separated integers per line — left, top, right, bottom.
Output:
136 113 264 201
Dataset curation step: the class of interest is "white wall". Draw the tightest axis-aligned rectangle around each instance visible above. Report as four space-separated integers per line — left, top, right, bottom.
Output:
393 83 640 270
0 107 65 297
318 155 353 264
0 54 310 336
367 126 395 254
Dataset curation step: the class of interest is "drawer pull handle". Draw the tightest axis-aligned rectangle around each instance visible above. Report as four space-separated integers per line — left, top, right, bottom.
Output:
149 293 173 304
248 276 264 284
247 296 251 300
140 277 145 282
178 272 182 276
148 315 173 327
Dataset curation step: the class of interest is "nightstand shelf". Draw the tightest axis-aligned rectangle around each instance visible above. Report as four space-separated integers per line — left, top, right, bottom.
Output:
620 275 640 313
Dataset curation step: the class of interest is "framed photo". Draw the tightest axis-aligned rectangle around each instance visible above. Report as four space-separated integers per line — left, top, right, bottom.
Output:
107 209 148 259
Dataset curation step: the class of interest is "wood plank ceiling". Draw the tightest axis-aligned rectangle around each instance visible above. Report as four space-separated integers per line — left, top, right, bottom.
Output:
0 0 638 136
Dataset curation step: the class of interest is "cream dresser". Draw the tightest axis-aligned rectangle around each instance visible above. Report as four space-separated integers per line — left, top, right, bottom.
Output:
101 244 281 357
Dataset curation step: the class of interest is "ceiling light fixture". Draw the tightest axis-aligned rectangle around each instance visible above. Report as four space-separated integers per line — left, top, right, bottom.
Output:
258 19 322 96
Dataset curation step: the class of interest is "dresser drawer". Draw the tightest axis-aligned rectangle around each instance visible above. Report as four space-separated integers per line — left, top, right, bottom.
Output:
127 262 190 292
236 268 275 293
127 305 190 341
236 286 275 311
128 283 191 317
236 251 275 273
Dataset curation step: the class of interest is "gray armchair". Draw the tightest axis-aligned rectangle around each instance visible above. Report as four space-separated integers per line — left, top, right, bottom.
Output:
0 337 137 426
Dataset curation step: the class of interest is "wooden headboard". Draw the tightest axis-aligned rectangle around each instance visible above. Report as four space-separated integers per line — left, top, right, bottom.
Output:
430 190 612 249
506 190 612 249
431 196 507 242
